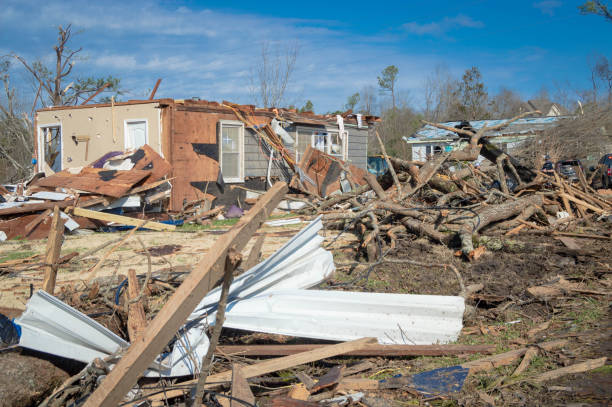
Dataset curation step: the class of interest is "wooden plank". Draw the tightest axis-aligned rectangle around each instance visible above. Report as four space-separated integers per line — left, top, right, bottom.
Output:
210 337 375 384
127 269 147 342
230 365 255 407
24 209 52 236
146 338 376 404
533 357 607 383
72 207 175 231
216 343 495 357
42 206 64 294
310 365 344 393
83 182 288 407
0 200 75 216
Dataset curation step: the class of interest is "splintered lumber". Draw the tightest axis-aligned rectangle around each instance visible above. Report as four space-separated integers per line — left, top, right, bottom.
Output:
216 343 495 357
145 338 376 404
72 207 175 231
533 357 607 383
83 182 288 407
42 206 64 294
310 365 344 393
461 339 567 374
230 365 255 407
127 269 147 342
511 347 538 377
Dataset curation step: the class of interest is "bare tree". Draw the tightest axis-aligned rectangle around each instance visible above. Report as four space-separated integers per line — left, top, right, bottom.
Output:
358 85 377 115
489 87 524 118
11 24 121 107
250 42 299 108
0 61 34 182
423 65 460 122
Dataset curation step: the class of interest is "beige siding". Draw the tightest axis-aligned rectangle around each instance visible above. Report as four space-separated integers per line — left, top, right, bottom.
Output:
35 102 162 173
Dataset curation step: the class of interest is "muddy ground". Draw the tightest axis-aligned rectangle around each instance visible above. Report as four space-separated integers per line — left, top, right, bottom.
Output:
0 218 610 406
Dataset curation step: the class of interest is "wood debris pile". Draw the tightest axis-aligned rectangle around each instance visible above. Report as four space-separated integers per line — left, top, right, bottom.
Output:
296 112 611 261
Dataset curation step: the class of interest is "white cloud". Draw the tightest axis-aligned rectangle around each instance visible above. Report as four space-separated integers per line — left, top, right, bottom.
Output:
95 55 137 69
533 1 562 16
403 14 484 37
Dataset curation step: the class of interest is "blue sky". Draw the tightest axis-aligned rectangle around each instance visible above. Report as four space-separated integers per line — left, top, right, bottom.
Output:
1 0 610 113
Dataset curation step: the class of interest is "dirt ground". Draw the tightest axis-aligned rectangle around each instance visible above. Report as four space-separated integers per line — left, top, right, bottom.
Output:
0 218 610 406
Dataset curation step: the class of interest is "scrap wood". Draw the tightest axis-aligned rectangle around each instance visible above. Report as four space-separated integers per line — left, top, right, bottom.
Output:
82 182 288 407
243 233 266 270
559 193 605 214
145 338 377 403
230 364 255 407
42 206 64 295
193 248 243 403
24 209 52 236
533 357 607 383
215 343 495 357
461 339 567 374
287 383 310 401
0 200 75 216
72 207 175 231
127 269 147 342
551 231 611 240
511 346 539 377
310 365 344 393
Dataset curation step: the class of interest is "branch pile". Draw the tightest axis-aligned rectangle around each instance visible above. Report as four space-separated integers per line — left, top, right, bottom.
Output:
298 113 612 259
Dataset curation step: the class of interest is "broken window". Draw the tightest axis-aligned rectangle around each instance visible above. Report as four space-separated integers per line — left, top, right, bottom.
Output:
219 121 244 183
41 126 62 172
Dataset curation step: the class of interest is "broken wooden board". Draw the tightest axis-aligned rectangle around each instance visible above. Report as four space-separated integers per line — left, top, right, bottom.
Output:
533 357 607 383
290 146 368 198
72 207 175 232
34 167 151 198
83 182 288 407
230 365 255 407
42 206 64 294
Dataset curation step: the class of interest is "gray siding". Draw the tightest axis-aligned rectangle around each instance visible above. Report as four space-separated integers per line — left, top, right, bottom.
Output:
244 129 292 181
345 127 369 170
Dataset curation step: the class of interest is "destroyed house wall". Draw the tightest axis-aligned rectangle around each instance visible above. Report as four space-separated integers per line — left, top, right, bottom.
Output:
35 102 162 174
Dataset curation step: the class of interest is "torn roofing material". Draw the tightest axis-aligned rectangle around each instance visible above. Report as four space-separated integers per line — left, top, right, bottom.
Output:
15 290 128 363
219 290 465 345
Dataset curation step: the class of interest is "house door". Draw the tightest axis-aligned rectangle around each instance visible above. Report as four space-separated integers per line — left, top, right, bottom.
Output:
125 120 148 150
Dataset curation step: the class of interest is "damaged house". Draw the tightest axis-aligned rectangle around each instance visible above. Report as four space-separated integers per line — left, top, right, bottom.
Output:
404 116 568 162
34 99 378 210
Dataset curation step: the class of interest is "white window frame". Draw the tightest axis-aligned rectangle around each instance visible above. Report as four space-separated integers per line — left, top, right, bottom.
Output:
123 119 149 150
218 120 245 183
37 123 63 173
296 127 348 161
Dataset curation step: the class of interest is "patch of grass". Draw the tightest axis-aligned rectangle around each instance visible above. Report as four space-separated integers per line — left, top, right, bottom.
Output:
0 250 37 263
590 365 612 374
565 297 605 330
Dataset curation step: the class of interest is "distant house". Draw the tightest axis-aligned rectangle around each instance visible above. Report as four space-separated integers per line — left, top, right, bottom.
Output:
521 100 569 117
34 98 377 210
405 116 566 162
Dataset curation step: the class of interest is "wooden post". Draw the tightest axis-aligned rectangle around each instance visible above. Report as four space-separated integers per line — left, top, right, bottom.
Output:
83 182 287 407
42 206 64 294
148 79 162 100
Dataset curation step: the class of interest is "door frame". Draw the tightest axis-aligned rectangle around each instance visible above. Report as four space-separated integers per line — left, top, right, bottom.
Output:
37 123 63 173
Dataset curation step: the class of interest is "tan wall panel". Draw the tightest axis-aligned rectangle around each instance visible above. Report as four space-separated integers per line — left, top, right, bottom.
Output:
35 102 162 172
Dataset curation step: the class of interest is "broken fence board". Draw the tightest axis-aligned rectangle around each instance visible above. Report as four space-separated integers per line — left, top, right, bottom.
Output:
42 206 64 295
82 182 288 407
